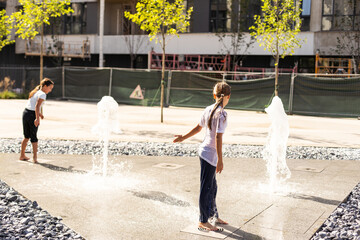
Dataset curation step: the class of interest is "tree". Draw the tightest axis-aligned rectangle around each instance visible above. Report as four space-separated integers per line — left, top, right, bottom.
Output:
12 0 73 82
216 0 254 71
125 0 193 123
123 0 149 69
250 0 302 96
0 10 14 51
334 32 360 74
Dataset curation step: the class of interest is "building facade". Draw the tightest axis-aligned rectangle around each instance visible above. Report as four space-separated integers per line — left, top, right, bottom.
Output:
1 0 359 73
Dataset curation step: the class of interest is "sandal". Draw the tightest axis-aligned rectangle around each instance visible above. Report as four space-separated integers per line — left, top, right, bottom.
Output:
198 227 224 232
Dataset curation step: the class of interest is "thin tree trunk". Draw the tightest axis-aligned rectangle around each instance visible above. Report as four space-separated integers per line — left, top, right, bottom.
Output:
160 33 165 123
40 23 44 82
275 39 279 96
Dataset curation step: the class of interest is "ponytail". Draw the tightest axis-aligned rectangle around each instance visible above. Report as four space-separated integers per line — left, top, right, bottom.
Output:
28 78 54 98
29 85 41 99
208 96 224 130
207 82 231 130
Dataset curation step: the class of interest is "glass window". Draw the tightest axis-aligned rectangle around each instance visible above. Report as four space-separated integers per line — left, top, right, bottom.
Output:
45 3 87 35
239 0 261 32
302 0 311 16
322 16 332 30
357 0 360 14
323 0 333 15
210 0 230 32
322 0 360 30
334 0 353 15
334 16 353 30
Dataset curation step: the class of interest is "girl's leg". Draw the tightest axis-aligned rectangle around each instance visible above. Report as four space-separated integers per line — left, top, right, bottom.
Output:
209 175 228 225
209 176 218 219
31 141 38 163
199 158 216 223
19 138 30 161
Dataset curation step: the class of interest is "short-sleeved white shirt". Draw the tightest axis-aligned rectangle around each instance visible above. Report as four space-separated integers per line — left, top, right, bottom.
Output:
25 90 46 111
198 103 228 167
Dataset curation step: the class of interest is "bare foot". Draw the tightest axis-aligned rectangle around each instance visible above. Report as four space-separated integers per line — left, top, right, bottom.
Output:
19 156 30 161
215 218 228 225
32 158 38 164
198 221 219 231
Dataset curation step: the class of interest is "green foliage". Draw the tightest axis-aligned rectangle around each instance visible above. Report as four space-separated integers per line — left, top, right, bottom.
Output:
0 10 15 51
249 0 303 60
12 0 73 40
124 0 193 45
0 90 17 99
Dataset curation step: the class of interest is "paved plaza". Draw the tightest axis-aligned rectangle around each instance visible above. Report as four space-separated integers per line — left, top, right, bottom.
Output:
0 99 360 240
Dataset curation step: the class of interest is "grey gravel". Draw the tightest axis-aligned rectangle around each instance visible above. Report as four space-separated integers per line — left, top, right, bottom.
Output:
0 138 359 160
1 137 360 239
0 180 83 239
311 182 360 240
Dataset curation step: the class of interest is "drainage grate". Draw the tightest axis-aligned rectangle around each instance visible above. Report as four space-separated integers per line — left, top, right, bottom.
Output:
292 166 324 173
152 163 184 170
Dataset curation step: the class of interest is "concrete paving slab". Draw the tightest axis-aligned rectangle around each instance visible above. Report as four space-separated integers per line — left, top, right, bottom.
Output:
1 99 359 147
1 153 359 240
181 224 239 239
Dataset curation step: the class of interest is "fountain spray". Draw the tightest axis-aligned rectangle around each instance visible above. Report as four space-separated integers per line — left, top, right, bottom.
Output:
262 96 291 192
92 96 121 176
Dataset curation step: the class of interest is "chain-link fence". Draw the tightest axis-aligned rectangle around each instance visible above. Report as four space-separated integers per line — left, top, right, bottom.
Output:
0 67 359 118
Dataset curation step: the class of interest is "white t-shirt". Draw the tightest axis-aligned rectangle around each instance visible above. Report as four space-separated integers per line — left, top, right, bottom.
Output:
198 103 228 167
25 90 46 111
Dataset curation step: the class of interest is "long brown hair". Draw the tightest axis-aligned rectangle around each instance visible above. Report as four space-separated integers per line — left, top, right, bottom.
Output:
208 82 231 130
29 78 54 98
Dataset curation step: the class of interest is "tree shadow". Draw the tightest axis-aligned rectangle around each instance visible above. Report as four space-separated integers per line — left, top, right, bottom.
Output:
128 190 190 207
38 162 87 174
287 193 341 206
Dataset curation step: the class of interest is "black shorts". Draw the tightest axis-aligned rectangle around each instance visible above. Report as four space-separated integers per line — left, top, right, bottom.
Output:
22 108 38 142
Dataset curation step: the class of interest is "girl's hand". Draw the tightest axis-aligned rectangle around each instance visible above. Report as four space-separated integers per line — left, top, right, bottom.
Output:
173 135 184 143
39 113 44 119
216 161 223 174
34 119 40 127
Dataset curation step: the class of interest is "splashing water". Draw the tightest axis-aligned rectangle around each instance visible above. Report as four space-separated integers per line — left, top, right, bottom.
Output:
262 96 291 192
92 96 121 176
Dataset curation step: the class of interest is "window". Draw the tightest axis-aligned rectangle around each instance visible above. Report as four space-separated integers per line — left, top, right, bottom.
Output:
301 0 311 31
45 3 87 35
239 0 263 32
322 0 360 31
210 0 230 32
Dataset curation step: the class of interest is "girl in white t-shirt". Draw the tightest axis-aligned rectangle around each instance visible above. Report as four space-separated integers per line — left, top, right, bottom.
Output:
173 82 231 232
20 78 54 163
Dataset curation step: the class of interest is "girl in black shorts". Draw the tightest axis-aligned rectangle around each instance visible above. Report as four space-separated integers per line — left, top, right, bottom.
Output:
20 78 54 163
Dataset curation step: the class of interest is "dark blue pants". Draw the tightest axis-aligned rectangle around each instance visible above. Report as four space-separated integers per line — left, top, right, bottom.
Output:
199 157 218 223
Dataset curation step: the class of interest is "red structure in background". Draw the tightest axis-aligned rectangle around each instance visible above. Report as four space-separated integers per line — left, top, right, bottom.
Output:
148 51 298 77
149 51 231 71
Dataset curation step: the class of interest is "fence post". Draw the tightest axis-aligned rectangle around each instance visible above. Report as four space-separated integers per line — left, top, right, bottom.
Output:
166 70 172 107
288 72 295 115
109 68 113 96
22 66 26 93
62 66 65 99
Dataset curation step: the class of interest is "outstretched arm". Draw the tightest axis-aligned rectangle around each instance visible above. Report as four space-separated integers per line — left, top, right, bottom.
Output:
173 124 202 143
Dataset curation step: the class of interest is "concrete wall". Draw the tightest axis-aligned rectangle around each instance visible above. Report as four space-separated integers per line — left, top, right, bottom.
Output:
310 0 322 32
15 32 315 56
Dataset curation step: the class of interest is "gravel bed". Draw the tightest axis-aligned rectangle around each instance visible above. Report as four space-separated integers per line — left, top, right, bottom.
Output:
0 180 83 240
0 138 359 161
1 137 360 239
311 182 360 240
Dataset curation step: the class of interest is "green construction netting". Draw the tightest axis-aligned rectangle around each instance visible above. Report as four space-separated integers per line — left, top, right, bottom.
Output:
111 69 167 106
64 68 110 101
292 75 360 117
25 68 63 99
169 72 291 111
